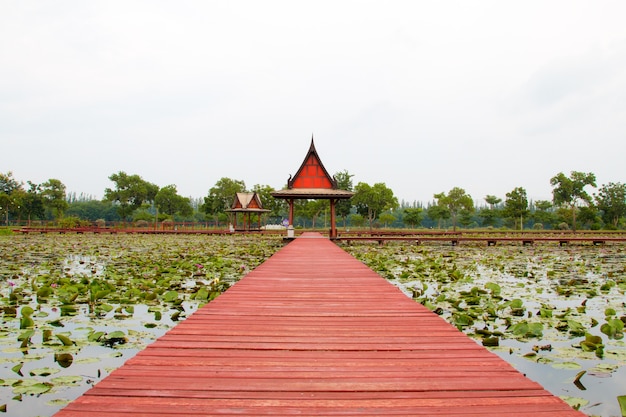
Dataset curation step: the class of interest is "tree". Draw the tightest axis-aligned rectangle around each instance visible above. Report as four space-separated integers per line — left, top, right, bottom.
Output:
532 200 556 229
352 182 398 230
202 178 246 224
379 211 396 228
426 203 450 229
252 184 285 222
334 170 354 227
40 179 69 220
301 199 328 228
550 171 596 232
21 181 45 225
350 213 365 228
479 195 502 227
403 207 423 228
0 172 23 226
66 199 119 222
104 172 159 221
0 171 21 194
595 182 626 228
503 187 529 230
155 185 193 220
434 187 474 231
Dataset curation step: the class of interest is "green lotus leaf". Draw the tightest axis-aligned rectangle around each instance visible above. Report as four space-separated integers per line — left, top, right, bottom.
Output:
54 353 74 368
47 398 72 406
552 361 582 370
88 331 105 342
11 362 23 376
50 375 82 386
36 286 53 298
163 290 179 302
106 331 126 339
29 367 60 377
20 306 35 317
485 282 501 296
617 395 626 416
19 316 34 329
13 381 53 395
567 320 586 336
56 334 73 346
17 329 34 342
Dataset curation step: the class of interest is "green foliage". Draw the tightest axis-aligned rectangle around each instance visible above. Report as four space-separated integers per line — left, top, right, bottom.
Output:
40 179 69 219
66 199 118 222
155 185 193 220
379 211 396 227
202 177 246 222
350 213 365 227
434 187 473 231
503 187 529 230
595 182 626 228
252 184 284 219
57 216 89 228
550 171 596 231
104 172 159 221
403 207 423 228
333 170 354 226
352 182 398 229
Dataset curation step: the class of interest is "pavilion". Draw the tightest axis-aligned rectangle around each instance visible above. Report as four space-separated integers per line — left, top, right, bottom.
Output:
226 192 270 231
271 138 353 238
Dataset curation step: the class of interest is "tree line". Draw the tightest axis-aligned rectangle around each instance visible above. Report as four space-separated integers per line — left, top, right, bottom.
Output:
1 170 624 230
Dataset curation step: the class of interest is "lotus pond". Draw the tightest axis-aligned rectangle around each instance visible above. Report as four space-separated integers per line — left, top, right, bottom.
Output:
342 241 626 417
0 234 283 416
1 234 625 417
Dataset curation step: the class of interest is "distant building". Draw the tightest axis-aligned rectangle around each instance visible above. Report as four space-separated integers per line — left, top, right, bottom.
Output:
226 192 270 231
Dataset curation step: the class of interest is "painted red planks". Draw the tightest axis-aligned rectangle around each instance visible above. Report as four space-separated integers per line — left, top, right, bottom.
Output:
54 232 584 416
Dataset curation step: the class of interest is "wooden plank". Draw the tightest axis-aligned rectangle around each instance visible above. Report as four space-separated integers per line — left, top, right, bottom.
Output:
54 232 584 416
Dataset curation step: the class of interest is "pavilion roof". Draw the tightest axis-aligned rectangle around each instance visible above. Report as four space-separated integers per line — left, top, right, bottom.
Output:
271 138 354 200
226 192 270 213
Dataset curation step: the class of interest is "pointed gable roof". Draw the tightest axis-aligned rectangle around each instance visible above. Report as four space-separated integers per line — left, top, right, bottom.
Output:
271 136 353 200
228 192 269 212
288 137 337 190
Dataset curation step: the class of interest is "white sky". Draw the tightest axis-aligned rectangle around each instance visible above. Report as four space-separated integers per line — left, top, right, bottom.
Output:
1 1 625 205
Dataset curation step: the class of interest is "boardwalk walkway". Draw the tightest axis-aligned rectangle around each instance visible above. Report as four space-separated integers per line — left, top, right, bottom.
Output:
55 233 583 416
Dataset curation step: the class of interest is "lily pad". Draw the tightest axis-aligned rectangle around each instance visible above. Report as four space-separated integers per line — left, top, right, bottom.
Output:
560 395 589 410
29 367 60 377
13 381 53 395
617 395 626 417
50 375 82 386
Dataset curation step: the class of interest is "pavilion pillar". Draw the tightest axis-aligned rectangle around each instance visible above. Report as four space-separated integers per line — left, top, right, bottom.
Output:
288 199 294 226
329 198 337 238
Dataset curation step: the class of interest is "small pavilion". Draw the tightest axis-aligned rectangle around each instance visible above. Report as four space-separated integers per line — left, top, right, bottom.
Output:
271 138 353 238
226 192 270 231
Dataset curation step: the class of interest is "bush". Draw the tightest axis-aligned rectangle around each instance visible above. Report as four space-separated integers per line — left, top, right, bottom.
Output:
58 217 82 228
533 223 544 230
135 220 149 228
557 222 569 230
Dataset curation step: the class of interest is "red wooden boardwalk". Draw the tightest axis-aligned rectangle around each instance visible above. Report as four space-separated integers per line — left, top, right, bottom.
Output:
54 233 583 416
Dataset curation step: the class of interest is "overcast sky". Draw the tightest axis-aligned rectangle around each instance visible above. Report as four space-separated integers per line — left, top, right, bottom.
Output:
2 1 625 205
